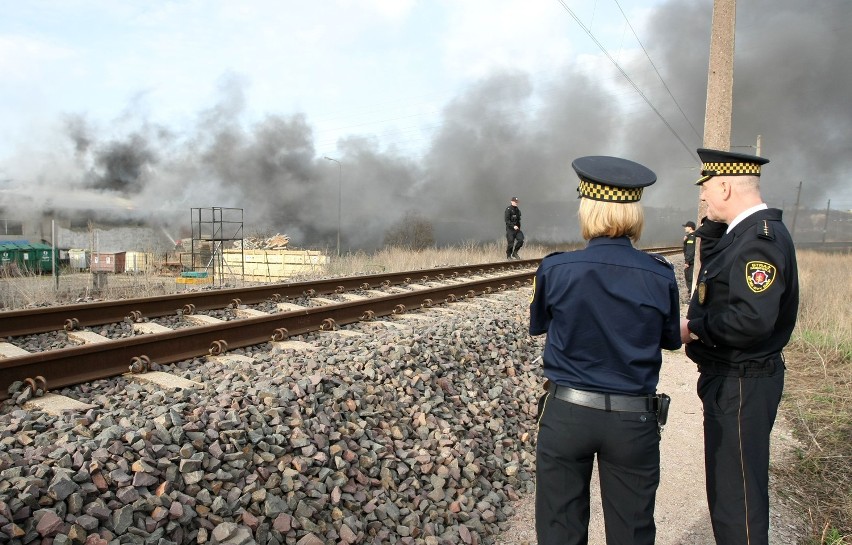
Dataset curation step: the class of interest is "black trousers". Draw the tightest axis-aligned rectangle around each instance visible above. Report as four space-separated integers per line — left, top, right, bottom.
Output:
684 262 694 289
698 368 784 545
506 228 524 256
536 394 660 545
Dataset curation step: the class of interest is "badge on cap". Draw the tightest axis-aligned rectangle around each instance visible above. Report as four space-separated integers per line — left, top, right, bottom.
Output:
745 261 776 293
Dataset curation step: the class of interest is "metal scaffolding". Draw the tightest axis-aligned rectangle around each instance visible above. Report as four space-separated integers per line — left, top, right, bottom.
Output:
190 207 244 286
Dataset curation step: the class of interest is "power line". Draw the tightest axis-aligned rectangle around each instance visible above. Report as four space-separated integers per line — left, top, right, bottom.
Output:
613 0 702 142
555 0 698 162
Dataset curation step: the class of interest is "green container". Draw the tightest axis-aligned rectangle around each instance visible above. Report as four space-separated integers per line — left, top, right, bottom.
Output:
0 242 54 273
29 242 55 273
0 244 18 270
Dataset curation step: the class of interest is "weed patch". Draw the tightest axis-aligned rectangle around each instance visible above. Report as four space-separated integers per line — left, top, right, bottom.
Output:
776 251 852 543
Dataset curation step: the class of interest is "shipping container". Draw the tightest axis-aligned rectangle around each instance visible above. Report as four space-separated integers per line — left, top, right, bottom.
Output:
91 251 126 273
68 249 89 271
124 251 154 274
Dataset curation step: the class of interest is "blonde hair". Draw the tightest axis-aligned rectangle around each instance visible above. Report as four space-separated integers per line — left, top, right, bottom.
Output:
578 198 644 243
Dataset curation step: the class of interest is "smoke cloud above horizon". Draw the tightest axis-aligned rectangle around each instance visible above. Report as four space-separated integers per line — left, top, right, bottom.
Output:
1 0 850 250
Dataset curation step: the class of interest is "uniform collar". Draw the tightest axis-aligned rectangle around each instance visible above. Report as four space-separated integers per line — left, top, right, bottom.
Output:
587 236 632 247
727 203 768 233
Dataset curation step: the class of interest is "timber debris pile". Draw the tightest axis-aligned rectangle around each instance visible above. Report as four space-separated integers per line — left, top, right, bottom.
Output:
233 233 291 250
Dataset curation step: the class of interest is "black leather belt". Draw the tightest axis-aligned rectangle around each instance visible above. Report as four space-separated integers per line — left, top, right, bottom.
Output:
548 383 658 412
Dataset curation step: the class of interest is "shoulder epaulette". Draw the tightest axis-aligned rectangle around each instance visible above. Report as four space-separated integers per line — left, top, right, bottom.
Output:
756 219 775 240
648 253 674 269
544 251 564 259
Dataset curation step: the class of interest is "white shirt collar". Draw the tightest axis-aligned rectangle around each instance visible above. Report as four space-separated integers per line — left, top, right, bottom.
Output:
727 203 768 233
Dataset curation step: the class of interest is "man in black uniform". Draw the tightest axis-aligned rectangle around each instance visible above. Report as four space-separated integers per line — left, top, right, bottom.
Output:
682 220 696 290
680 148 799 545
504 196 523 259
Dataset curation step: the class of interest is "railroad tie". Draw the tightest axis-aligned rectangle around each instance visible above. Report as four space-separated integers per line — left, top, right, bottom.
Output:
24 393 97 416
182 314 224 326
132 322 173 334
67 330 111 344
310 297 340 306
131 371 202 391
271 340 316 352
0 342 30 359
277 302 307 312
235 308 269 318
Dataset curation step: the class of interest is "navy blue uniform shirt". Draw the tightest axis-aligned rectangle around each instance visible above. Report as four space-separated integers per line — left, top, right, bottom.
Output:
529 237 681 395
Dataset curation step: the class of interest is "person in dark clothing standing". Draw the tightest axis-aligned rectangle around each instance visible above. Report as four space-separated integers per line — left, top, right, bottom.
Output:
505 196 523 259
680 148 799 545
682 220 696 290
531 156 681 545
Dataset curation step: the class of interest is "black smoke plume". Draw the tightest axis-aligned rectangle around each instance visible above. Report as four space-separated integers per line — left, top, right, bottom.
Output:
2 0 850 249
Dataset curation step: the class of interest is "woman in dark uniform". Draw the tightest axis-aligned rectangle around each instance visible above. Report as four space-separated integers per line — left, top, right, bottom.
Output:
530 156 682 545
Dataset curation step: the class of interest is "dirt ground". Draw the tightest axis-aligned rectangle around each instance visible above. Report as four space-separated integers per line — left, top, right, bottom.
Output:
495 348 808 545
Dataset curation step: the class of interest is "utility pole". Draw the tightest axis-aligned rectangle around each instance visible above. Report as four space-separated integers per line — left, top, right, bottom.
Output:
692 0 737 294
790 181 803 240
822 199 831 243
701 0 736 153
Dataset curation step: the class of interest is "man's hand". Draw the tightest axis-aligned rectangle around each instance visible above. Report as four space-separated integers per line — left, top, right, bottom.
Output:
680 317 694 344
514 225 519 230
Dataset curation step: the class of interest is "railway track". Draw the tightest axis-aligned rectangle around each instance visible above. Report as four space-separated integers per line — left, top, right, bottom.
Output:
0 247 681 403
0 246 682 544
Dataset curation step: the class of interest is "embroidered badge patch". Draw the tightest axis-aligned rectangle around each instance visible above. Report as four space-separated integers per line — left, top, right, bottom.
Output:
745 261 776 293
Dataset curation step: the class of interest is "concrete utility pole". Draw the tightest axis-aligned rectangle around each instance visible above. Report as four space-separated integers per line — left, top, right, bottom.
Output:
790 181 803 240
822 199 831 243
702 0 736 150
692 0 737 295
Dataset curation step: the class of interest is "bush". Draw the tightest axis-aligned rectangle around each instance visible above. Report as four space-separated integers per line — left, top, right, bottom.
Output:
383 212 435 251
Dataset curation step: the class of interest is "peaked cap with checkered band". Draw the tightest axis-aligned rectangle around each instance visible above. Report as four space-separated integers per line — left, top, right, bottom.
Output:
695 148 769 185
572 156 656 203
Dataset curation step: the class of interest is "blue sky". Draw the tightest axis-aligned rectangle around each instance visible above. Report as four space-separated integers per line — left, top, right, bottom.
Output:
0 0 658 162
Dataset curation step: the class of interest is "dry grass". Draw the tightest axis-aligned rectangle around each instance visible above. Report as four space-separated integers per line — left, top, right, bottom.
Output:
0 270 179 309
0 242 560 311
778 251 852 544
300 241 558 279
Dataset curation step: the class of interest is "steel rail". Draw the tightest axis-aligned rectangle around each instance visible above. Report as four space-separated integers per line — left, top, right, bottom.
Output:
0 260 536 338
0 249 680 339
0 271 534 401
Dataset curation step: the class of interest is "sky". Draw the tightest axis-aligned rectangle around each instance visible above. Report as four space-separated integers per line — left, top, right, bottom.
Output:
1 0 851 250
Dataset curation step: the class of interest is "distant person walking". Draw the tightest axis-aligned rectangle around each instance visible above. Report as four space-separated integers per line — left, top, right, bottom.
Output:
680 148 799 545
682 220 696 290
505 196 524 259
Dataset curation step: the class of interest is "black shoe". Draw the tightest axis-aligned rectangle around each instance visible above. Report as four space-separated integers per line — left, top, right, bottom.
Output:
512 253 520 259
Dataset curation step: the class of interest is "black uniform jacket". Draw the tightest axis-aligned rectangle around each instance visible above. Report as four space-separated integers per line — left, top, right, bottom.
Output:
683 232 696 264
686 208 799 370
505 205 521 229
